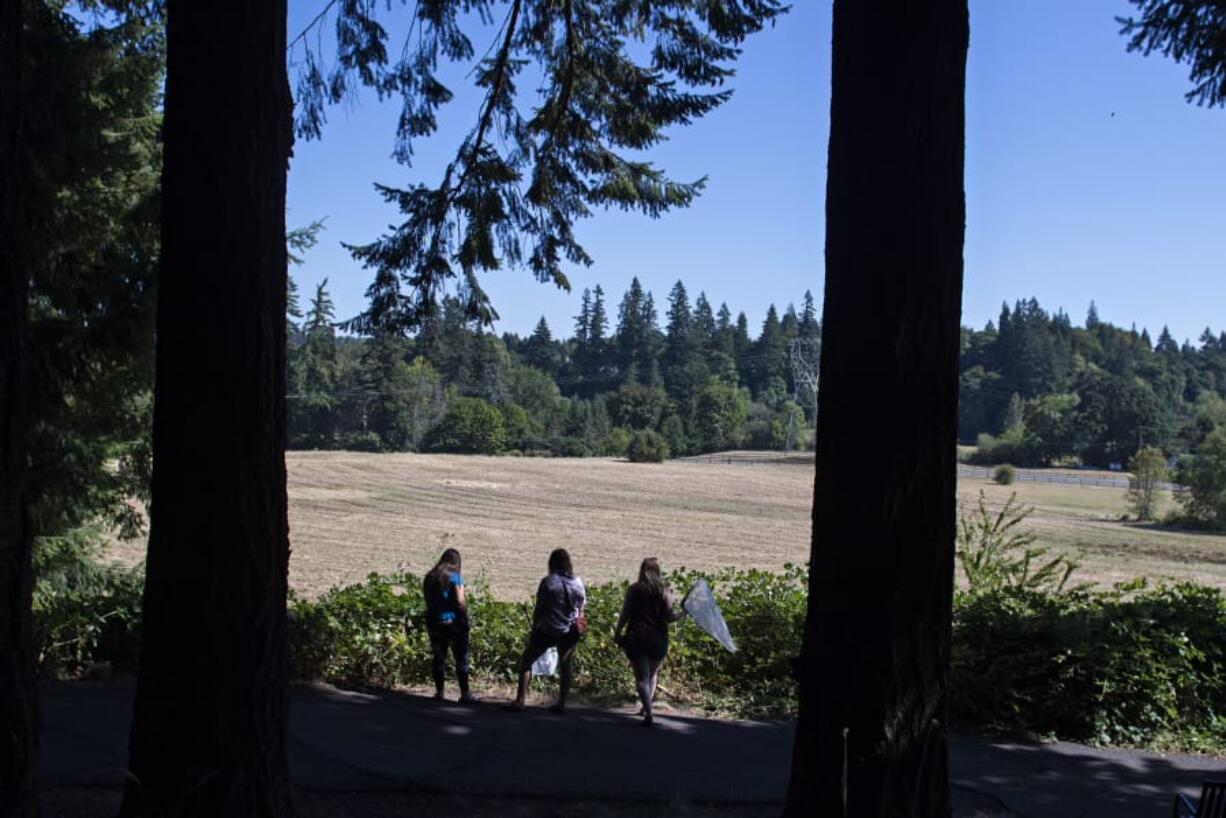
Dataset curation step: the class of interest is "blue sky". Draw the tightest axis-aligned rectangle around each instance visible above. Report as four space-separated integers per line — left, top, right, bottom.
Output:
286 0 1225 344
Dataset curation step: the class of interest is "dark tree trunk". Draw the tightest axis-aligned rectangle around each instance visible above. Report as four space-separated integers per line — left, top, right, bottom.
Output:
119 1 293 815
0 0 38 814
783 2 968 816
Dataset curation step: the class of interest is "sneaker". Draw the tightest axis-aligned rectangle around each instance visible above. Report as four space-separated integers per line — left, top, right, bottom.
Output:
432 690 445 701
459 692 478 705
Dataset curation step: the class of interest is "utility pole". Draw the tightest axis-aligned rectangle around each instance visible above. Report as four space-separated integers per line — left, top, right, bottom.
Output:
785 339 820 451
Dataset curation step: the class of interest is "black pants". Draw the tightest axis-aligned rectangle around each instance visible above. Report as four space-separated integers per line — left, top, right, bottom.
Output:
428 622 470 693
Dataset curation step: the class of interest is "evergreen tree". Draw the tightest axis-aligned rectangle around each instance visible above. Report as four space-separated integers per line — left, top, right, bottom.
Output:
23 1 163 544
616 278 657 383
663 280 696 398
995 298 1068 398
799 290 820 340
751 304 788 395
287 276 303 340
1086 300 1101 329
523 316 560 375
305 1 786 335
122 0 296 809
733 311 752 384
573 288 592 347
781 302 800 342
1 0 34 811
642 301 663 388
292 281 340 448
706 302 739 384
5 7 167 805
429 296 476 388
590 285 609 346
693 292 717 349
468 331 513 405
714 303 735 354
1119 0 1226 108
785 0 968 811
359 331 414 451
588 284 610 379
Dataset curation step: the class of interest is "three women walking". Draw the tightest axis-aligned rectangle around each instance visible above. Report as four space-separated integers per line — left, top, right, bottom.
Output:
423 547 693 723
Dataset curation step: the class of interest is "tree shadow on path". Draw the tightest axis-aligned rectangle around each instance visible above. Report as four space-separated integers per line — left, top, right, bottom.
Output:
39 680 1224 817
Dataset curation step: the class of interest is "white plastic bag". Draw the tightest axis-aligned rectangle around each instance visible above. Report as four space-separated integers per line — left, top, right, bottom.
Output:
531 646 558 677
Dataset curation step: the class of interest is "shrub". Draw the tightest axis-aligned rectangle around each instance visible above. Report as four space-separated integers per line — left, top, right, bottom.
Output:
598 426 632 457
659 414 690 457
32 530 143 676
1175 427 1226 529
691 380 749 452
993 463 1017 485
606 382 670 430
1126 445 1168 521
549 436 591 458
952 582 1226 749
427 396 506 454
957 491 1078 595
341 430 383 452
499 403 540 448
627 430 669 463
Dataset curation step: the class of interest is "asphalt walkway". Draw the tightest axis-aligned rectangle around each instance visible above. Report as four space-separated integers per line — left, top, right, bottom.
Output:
40 680 1225 817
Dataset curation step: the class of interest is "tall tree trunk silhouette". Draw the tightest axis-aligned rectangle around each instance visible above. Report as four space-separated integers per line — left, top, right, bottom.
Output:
1 0 38 814
119 0 294 815
784 1 968 815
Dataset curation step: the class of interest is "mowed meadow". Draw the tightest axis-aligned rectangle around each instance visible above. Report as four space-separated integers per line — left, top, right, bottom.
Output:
106 451 1226 598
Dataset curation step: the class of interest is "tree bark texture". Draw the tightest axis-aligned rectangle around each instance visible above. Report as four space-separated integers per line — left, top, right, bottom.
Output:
119 1 293 815
0 0 38 814
783 1 968 816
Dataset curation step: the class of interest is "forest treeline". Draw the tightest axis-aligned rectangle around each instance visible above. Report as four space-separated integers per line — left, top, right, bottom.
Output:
288 275 821 458
289 275 1226 471
961 300 1226 468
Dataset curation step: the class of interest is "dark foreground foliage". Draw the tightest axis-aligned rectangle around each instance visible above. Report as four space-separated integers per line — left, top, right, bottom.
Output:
33 552 1226 750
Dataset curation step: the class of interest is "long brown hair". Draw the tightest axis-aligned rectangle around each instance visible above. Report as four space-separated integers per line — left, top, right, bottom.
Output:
637 557 664 598
548 548 573 577
427 548 462 592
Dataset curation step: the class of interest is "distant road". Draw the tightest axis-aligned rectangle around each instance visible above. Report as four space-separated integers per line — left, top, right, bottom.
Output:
958 465 1178 491
675 451 1179 491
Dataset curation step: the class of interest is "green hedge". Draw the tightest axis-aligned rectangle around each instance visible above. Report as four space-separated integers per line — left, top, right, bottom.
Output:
952 581 1226 750
286 565 807 718
33 560 1226 750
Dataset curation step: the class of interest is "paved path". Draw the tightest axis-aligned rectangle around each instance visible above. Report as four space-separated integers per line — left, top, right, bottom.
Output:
41 681 1224 817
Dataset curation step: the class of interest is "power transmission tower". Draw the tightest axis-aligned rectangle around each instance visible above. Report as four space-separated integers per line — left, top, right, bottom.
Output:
785 338 820 451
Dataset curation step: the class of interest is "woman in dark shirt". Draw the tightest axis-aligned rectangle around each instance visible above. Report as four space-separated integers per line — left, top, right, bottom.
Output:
422 548 475 703
614 558 686 726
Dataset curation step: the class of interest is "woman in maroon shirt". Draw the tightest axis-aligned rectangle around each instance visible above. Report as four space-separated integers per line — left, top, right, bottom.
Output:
614 558 687 726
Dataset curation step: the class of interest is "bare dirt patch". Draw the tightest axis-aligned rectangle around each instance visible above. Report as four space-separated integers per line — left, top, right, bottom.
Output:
102 451 1226 598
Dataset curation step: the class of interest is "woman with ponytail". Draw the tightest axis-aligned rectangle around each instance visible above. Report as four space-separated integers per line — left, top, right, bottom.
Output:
422 548 475 703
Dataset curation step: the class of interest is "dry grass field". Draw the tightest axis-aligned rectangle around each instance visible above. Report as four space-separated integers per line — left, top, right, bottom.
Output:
104 451 1226 599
